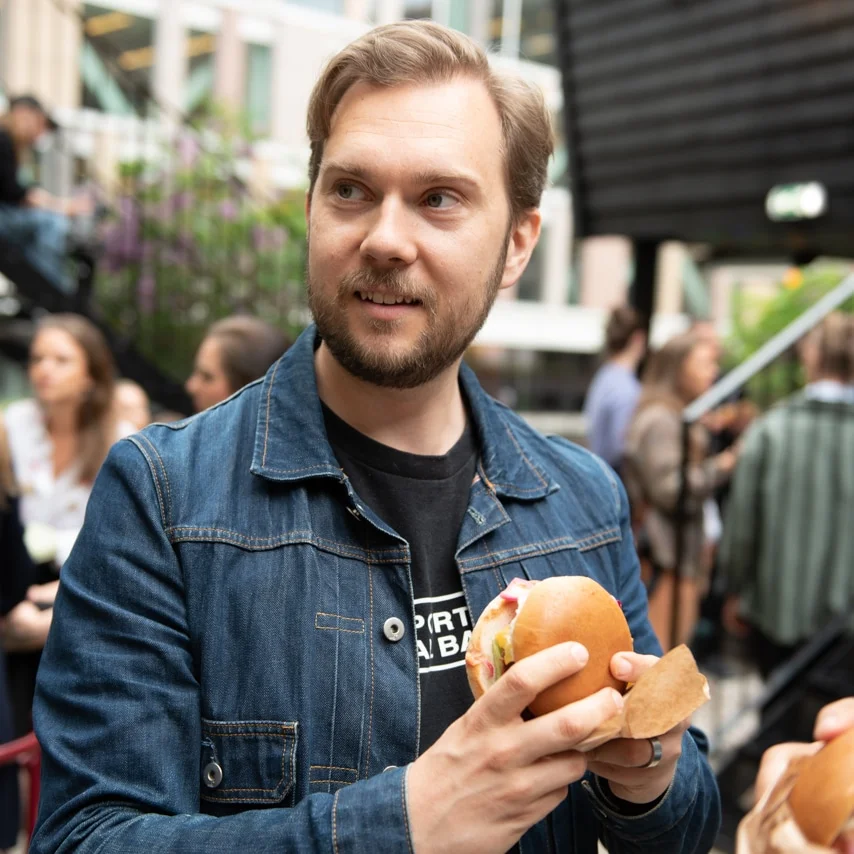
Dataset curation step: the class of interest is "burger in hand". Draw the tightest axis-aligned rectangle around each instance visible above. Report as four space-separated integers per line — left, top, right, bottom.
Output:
465 576 633 716
787 728 854 853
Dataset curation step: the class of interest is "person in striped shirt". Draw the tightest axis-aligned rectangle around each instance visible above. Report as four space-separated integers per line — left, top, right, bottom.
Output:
719 312 854 678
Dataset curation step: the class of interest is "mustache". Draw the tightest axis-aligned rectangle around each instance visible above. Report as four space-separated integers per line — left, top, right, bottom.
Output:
338 268 430 304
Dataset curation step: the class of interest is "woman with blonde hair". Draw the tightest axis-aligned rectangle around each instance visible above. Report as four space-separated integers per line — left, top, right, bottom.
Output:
623 331 738 650
3 313 132 735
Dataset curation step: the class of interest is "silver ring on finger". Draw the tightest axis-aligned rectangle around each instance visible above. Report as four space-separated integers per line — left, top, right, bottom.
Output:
642 737 663 769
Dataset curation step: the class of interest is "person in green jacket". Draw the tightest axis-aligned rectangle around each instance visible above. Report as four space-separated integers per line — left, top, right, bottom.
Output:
719 312 854 678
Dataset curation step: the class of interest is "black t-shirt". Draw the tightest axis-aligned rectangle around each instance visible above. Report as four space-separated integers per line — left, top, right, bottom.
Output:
323 404 478 752
0 130 27 206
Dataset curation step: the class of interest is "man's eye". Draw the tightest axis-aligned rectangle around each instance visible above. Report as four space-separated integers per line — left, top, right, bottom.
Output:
424 192 456 209
335 183 366 201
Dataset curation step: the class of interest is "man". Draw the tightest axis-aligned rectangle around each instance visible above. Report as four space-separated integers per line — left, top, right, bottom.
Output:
583 305 645 473
0 95 90 290
719 312 854 679
32 22 720 853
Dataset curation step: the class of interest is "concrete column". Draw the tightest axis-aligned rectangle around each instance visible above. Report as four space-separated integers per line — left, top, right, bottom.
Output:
541 188 572 305
213 8 245 112
0 0 81 109
579 236 632 309
375 0 404 24
153 0 186 123
344 0 372 21
467 0 490 43
655 241 686 315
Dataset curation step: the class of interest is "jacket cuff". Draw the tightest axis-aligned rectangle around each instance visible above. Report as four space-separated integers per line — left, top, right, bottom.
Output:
331 765 414 854
582 732 700 840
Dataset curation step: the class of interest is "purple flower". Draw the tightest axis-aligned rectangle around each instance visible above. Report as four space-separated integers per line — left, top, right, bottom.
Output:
177 135 199 168
137 269 156 315
219 199 239 220
170 191 192 214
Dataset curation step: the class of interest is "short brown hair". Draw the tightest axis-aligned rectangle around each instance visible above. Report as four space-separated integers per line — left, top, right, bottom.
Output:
306 20 554 224
816 312 854 382
206 316 290 393
605 306 644 356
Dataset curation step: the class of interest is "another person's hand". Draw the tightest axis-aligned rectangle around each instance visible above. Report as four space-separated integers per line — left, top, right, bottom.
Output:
754 697 854 804
64 195 94 217
722 594 750 638
586 652 687 804
407 642 623 854
27 580 60 607
1 600 53 651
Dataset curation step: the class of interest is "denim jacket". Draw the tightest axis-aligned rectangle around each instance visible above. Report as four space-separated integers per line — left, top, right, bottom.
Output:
32 327 720 853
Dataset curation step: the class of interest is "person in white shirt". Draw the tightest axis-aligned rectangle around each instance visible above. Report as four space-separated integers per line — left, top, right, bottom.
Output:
2 313 132 735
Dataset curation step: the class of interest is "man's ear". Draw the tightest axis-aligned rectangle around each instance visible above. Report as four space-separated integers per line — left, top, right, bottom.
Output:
500 209 542 291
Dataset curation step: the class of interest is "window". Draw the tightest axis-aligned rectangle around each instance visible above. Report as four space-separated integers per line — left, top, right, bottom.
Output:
245 44 272 137
81 4 155 115
519 0 557 65
185 29 216 118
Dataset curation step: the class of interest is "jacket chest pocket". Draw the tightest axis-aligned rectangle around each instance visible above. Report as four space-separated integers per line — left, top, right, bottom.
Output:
200 720 298 810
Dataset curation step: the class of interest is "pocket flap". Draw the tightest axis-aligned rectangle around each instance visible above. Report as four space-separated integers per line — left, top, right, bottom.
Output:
200 719 298 805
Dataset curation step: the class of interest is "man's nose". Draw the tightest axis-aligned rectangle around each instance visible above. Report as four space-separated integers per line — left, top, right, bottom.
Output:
359 197 417 268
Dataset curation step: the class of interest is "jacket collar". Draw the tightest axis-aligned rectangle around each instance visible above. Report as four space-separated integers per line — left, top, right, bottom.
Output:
251 325 554 499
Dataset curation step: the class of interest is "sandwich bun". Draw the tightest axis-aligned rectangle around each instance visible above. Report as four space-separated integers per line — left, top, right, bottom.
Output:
465 576 633 716
787 727 854 849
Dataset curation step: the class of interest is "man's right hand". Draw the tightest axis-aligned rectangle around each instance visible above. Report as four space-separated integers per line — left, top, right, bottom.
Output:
407 642 624 854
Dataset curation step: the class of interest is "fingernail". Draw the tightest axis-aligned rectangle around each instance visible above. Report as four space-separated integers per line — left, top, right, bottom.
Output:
816 713 838 736
568 643 589 665
613 656 631 680
611 690 624 711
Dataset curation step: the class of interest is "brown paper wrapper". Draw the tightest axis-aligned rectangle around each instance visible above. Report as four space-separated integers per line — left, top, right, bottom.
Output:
574 644 711 751
736 756 833 854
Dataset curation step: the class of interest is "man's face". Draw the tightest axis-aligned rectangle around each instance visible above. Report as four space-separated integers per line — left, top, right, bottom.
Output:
306 77 539 389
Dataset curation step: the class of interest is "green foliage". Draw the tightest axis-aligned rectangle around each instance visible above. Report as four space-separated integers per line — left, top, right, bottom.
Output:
96 113 309 385
726 264 853 406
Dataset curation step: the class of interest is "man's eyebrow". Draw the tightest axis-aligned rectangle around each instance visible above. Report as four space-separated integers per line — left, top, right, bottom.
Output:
320 161 483 192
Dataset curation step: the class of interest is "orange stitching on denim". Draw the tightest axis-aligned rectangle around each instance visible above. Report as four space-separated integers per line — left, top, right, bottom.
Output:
261 357 281 467
128 437 167 529
402 770 414 854
363 555 375 781
458 530 620 567
315 613 365 634
504 425 548 488
146 441 173 526
136 434 173 527
310 780 354 786
201 723 295 797
310 765 358 773
332 790 341 854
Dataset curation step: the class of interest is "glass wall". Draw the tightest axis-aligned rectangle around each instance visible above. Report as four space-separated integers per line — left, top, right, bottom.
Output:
519 0 557 65
245 44 272 137
81 4 155 115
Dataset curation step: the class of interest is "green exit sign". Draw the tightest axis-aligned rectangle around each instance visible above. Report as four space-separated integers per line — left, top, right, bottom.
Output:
765 182 827 222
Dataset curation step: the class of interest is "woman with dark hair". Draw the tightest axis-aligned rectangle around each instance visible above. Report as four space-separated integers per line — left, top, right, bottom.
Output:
623 331 738 651
2 313 132 735
185 316 290 412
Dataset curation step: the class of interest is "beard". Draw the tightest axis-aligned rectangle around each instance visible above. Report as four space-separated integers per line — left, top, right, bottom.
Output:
308 241 508 390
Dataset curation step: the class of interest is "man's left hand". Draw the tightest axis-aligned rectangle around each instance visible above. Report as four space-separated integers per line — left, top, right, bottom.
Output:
585 652 689 805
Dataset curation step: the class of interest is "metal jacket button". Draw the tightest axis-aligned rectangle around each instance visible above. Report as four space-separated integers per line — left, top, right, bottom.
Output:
203 761 223 788
383 617 405 642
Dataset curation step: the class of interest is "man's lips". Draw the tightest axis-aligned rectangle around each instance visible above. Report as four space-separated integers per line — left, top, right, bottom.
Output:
353 289 422 306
